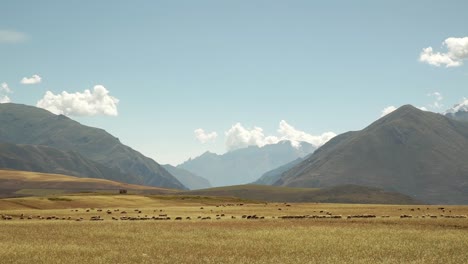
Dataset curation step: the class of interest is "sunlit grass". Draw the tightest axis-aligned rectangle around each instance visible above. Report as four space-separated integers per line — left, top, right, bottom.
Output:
1 195 467 264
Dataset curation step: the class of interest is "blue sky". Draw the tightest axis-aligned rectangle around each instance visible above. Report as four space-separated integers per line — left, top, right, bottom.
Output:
1 1 468 165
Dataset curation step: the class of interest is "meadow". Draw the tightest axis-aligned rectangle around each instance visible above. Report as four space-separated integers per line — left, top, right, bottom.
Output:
1 194 467 264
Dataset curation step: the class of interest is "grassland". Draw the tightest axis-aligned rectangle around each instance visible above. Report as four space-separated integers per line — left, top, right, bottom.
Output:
1 194 467 264
184 184 420 204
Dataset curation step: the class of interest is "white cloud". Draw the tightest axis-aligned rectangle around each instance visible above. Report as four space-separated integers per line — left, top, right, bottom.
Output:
277 120 336 148
0 95 11 104
0 82 12 103
419 37 468 67
225 121 336 151
36 85 119 116
0 30 28 43
427 92 443 109
1 82 12 93
20 74 42 85
418 106 428 111
194 129 218 143
381 106 397 117
225 123 270 151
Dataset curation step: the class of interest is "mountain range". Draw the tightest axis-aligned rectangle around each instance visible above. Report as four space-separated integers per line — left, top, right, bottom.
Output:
0 103 185 189
274 105 468 204
178 140 316 186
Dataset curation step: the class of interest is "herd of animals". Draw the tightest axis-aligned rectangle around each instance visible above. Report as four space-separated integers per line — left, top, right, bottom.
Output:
1 204 467 222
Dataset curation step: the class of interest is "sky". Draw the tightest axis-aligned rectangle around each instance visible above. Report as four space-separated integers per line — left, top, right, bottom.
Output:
1 1 468 165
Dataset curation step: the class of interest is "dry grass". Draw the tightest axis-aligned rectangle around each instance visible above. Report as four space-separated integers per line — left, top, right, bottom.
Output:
1 195 467 264
0 169 175 192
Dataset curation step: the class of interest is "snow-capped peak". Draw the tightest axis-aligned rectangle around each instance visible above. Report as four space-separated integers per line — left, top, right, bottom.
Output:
444 98 468 114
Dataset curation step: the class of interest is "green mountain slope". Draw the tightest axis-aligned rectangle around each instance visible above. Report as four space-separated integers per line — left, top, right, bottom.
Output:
0 103 185 189
275 105 468 204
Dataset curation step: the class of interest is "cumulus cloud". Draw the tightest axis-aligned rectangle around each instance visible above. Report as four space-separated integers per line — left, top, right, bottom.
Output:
1 82 12 94
419 37 468 67
225 121 336 151
0 95 10 104
0 82 12 104
194 129 218 143
36 85 119 116
20 74 42 84
427 92 443 109
277 120 336 148
0 30 28 43
381 106 397 117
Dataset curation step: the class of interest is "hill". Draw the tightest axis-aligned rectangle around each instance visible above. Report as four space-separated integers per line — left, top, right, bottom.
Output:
254 157 306 185
184 184 419 204
0 103 185 189
162 164 211 190
178 140 316 187
0 142 135 183
275 105 468 204
0 169 174 198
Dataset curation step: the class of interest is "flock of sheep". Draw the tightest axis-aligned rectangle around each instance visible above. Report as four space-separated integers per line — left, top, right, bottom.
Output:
1 205 467 222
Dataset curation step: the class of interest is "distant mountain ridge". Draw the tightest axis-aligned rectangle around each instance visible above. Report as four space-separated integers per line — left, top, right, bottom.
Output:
275 105 468 204
178 140 316 187
444 101 468 122
162 165 211 190
0 103 185 189
254 157 306 185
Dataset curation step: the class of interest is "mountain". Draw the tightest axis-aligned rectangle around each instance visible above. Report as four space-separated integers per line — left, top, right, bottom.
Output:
0 103 185 189
254 157 306 185
445 103 468 122
0 142 134 183
184 184 419 204
178 140 316 187
275 105 468 204
162 164 211 190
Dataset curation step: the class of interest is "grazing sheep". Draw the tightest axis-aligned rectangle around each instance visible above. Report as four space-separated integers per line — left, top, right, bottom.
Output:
400 214 412 218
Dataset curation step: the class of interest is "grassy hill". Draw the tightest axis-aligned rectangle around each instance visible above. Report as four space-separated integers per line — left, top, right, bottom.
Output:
184 184 419 204
0 169 175 198
0 103 185 189
276 105 468 205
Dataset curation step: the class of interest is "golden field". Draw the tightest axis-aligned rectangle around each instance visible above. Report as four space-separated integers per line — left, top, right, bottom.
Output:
1 194 467 264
